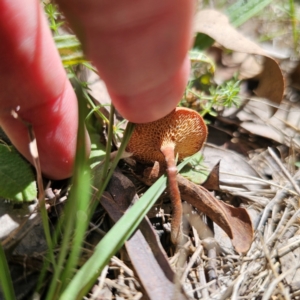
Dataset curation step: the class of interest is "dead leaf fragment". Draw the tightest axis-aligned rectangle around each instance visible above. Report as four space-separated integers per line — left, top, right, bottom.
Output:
177 174 253 253
194 9 284 116
101 170 188 300
202 160 221 190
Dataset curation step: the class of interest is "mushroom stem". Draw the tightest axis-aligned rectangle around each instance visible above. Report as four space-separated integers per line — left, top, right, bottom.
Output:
160 144 183 244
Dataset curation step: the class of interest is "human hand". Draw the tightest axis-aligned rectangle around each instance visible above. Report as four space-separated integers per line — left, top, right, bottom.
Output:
0 0 194 179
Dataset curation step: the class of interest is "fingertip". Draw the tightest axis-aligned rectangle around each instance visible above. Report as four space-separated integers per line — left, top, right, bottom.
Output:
110 55 190 123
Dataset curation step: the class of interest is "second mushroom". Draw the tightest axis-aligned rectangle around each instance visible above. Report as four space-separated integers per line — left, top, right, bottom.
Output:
126 107 207 244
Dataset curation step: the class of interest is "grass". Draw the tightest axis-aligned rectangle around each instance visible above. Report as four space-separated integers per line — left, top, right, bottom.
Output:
0 243 16 300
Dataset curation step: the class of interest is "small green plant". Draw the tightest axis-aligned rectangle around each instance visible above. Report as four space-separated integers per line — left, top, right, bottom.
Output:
43 2 64 35
180 152 209 185
205 77 241 115
184 76 241 118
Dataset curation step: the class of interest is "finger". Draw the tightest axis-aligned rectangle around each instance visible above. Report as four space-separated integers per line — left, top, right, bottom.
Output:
0 0 84 179
57 0 194 123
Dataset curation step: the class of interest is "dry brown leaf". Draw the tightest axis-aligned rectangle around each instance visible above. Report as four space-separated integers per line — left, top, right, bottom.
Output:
101 170 188 300
194 9 284 115
177 174 253 253
203 143 270 191
202 160 220 190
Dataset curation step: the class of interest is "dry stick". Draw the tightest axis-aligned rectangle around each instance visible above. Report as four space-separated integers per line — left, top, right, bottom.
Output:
111 256 134 277
231 274 246 300
90 265 109 300
268 147 300 196
216 272 248 300
276 236 300 258
220 171 299 197
266 205 292 246
260 235 290 300
272 207 300 245
180 244 203 284
203 238 218 287
257 169 300 233
198 259 209 300
160 145 183 244
258 270 272 294
188 279 217 296
261 264 300 300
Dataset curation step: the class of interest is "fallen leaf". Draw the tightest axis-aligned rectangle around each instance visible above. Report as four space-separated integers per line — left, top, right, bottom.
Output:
240 121 284 144
203 143 270 191
194 9 284 116
180 152 209 185
177 174 253 253
202 161 221 190
101 170 187 300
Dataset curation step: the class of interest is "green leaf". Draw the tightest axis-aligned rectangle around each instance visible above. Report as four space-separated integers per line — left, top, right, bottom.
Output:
88 133 106 169
0 145 37 202
180 152 209 185
54 35 86 67
86 115 106 169
227 0 273 27
193 33 214 51
189 50 215 81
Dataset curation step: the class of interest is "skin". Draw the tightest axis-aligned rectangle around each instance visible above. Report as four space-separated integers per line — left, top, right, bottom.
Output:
0 0 194 179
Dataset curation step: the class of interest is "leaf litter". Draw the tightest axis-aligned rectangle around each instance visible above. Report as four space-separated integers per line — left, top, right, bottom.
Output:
2 4 300 300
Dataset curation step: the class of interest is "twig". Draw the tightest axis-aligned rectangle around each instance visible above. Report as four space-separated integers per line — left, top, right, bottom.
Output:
188 279 217 296
276 236 300 257
202 238 218 285
218 272 248 300
272 208 300 246
261 235 290 300
266 205 292 246
198 259 209 299
257 170 300 233
181 244 203 284
90 265 109 300
261 264 300 300
221 171 299 197
231 273 245 300
268 147 300 196
111 256 134 277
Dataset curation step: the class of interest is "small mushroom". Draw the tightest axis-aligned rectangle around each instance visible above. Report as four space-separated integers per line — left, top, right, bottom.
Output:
126 107 207 244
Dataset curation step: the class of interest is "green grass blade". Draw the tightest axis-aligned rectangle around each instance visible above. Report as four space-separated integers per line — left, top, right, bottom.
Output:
98 104 115 194
60 170 91 290
60 156 193 300
0 243 16 300
289 0 298 53
45 79 90 299
60 174 167 300
59 79 91 290
227 0 273 27
98 121 135 198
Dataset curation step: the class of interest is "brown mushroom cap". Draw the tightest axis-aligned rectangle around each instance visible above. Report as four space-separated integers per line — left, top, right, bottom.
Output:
126 107 207 164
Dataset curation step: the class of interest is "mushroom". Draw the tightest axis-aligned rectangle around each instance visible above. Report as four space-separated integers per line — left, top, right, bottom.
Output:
126 107 208 243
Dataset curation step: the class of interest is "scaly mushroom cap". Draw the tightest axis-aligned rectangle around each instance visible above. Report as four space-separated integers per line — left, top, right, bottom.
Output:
126 107 207 164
